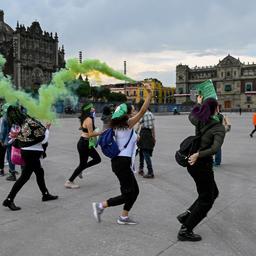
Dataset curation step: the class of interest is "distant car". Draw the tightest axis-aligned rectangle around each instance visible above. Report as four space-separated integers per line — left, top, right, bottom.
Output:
64 106 75 114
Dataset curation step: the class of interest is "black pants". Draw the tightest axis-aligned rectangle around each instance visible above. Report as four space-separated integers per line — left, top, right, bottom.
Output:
69 137 101 182
7 150 48 201
250 125 256 136
107 156 139 212
184 160 219 231
0 143 6 170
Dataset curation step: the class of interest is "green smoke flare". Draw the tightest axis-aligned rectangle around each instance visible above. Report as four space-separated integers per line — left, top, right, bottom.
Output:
0 54 135 121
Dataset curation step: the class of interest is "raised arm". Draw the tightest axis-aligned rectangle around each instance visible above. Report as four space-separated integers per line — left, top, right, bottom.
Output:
128 83 152 129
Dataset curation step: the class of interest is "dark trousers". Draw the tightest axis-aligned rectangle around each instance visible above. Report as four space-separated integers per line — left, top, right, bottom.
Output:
0 143 6 170
139 149 153 174
107 156 139 212
250 125 256 136
184 160 219 231
69 137 101 182
7 150 48 201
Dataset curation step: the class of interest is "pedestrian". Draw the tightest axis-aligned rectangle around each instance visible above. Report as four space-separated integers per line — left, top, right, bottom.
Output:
101 105 112 130
137 104 156 178
249 112 256 138
0 108 7 176
92 83 152 225
64 103 102 188
2 106 58 211
0 103 17 181
239 107 242 115
177 96 225 241
214 112 231 166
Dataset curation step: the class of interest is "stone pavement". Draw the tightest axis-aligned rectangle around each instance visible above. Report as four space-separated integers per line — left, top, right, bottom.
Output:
0 113 256 256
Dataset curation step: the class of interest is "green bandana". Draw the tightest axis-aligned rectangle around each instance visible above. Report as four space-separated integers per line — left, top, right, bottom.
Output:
82 103 93 111
112 103 128 119
212 114 220 122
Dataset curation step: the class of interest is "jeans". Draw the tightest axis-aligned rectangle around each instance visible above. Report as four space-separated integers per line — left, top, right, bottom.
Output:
69 137 101 182
139 149 153 175
7 150 48 201
184 160 219 231
6 144 15 173
214 148 222 165
107 156 139 212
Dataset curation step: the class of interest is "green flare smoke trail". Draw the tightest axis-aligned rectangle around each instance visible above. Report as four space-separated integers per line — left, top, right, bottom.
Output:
0 55 135 121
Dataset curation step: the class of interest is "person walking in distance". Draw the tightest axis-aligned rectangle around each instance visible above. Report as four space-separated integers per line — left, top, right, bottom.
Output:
92 83 152 225
249 112 256 138
177 96 225 241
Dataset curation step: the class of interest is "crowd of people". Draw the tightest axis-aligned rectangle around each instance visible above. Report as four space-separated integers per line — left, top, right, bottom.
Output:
1 81 254 242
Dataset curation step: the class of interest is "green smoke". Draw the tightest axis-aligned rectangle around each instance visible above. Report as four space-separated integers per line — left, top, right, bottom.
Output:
0 54 135 121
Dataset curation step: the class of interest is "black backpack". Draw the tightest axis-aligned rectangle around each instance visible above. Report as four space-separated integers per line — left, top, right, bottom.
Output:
175 122 218 167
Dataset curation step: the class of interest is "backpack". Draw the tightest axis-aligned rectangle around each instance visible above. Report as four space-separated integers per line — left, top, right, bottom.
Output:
97 128 134 159
175 122 218 167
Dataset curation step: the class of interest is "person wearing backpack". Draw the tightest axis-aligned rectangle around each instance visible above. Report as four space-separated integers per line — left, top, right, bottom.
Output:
64 103 102 189
177 96 225 241
2 106 58 211
92 83 152 225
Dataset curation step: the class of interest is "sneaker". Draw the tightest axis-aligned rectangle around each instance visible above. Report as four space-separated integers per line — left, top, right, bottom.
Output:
92 202 104 223
117 216 138 225
78 172 83 179
6 173 16 181
143 174 154 179
0 169 5 176
64 180 80 189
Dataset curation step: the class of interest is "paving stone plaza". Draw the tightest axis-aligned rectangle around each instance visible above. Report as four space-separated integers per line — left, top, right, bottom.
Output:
0 113 255 256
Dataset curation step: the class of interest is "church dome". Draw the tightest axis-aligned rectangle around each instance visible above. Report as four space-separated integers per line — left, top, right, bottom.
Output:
0 10 14 43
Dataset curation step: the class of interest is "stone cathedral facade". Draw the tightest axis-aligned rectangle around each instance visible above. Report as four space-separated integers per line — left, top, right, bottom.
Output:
0 10 65 92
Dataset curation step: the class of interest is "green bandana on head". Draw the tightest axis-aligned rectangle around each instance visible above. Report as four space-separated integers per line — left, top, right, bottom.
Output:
82 103 93 111
112 103 128 119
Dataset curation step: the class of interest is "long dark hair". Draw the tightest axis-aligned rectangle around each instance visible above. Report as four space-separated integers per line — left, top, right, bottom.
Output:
191 98 218 123
7 106 27 126
110 103 132 129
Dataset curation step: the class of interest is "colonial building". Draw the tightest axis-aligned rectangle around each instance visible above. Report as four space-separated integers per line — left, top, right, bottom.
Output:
103 78 175 104
176 54 256 111
0 10 65 91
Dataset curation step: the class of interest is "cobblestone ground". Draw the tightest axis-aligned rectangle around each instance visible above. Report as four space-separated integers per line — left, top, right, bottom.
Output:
0 113 255 256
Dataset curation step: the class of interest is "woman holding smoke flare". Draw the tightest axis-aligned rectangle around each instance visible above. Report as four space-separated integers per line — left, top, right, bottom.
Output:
92 83 152 225
3 106 58 211
64 103 101 189
176 95 225 241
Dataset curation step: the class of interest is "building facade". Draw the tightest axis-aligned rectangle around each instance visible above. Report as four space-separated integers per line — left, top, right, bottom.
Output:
103 78 175 104
0 10 65 91
176 54 256 111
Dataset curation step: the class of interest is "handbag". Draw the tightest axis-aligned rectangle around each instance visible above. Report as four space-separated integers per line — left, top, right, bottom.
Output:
11 146 25 165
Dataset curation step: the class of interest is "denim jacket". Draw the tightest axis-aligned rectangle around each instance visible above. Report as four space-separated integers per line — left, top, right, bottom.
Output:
0 115 10 146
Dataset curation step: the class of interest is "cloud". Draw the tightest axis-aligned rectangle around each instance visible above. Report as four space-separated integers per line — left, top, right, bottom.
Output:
2 0 256 85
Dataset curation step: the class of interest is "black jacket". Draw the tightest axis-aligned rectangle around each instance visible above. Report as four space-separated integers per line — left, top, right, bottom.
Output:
189 113 226 158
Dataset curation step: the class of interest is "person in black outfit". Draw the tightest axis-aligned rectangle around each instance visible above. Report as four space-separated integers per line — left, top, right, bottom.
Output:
2 106 58 211
177 96 225 241
64 103 101 189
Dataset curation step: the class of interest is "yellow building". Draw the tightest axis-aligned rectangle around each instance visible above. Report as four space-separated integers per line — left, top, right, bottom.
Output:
136 78 175 104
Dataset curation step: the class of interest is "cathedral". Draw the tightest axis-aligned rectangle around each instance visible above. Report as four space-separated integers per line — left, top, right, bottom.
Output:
0 10 65 92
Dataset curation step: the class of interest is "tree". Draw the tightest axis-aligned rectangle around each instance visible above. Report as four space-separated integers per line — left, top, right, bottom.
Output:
106 92 127 102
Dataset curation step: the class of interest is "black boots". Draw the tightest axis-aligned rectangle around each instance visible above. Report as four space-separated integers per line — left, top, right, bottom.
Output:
177 210 190 224
178 225 202 242
42 193 58 202
3 198 21 211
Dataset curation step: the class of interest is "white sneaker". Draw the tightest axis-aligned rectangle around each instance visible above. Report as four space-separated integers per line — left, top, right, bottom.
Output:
64 180 80 189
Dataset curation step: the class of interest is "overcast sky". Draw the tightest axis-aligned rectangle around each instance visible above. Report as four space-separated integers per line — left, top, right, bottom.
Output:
2 0 256 86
